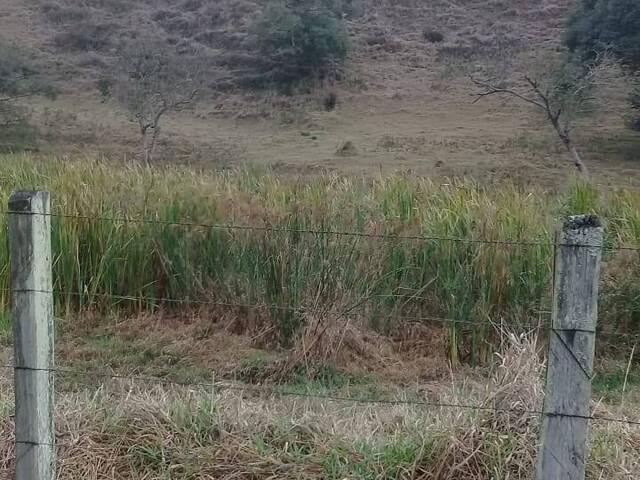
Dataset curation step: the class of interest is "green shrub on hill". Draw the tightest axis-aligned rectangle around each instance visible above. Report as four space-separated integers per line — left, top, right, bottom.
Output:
565 0 640 69
565 0 640 128
252 1 349 89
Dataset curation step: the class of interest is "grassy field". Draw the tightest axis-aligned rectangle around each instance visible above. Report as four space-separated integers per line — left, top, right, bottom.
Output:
0 154 640 361
1 1 639 477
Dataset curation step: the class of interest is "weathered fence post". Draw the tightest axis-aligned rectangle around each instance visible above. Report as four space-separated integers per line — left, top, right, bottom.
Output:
537 215 603 480
9 191 55 480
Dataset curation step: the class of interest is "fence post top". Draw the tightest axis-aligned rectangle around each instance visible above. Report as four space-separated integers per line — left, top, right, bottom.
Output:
8 191 50 213
559 215 603 248
563 215 601 231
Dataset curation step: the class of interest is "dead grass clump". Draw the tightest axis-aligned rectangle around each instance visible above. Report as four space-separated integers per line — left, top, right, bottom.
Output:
336 140 358 156
285 313 385 375
417 332 543 478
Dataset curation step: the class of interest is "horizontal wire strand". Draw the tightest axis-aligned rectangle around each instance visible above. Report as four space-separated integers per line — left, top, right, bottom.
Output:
6 288 640 340
3 209 635 250
1 363 639 427
2 287 556 332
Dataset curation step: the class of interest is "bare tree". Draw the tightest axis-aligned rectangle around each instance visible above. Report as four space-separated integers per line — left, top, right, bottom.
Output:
111 43 200 165
471 63 597 176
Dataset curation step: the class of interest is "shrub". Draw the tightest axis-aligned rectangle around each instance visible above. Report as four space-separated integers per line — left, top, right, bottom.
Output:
0 113 38 153
181 0 204 11
0 45 52 152
96 77 112 98
252 2 349 89
0 48 36 95
423 30 445 43
312 0 363 18
565 0 640 132
565 0 640 69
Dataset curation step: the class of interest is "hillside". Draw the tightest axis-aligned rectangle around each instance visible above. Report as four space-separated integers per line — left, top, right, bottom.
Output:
1 0 639 185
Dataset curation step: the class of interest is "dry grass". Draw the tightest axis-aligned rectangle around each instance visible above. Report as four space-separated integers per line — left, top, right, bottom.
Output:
1 333 638 479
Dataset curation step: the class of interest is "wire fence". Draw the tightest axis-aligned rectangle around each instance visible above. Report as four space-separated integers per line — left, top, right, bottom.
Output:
2 208 640 478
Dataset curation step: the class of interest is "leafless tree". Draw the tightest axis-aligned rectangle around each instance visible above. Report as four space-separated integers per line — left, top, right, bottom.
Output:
471 64 598 177
111 43 200 165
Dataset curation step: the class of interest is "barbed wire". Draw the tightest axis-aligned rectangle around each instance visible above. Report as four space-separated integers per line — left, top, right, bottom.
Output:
0 286 553 331
1 363 638 427
3 210 636 250
0 210 557 246
5 287 640 341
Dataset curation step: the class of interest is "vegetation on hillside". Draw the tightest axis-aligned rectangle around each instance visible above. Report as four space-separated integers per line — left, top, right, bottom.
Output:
566 0 640 69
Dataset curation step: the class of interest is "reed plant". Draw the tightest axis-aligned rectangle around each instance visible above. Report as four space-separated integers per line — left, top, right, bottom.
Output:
1 154 639 363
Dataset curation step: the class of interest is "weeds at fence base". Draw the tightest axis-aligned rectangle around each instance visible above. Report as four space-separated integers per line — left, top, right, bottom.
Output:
1 332 637 479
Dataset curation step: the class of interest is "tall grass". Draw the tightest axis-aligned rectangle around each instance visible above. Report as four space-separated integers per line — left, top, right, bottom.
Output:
1 154 640 363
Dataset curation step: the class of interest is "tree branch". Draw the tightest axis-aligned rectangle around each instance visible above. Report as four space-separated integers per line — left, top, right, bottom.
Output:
471 77 546 110
471 74 589 176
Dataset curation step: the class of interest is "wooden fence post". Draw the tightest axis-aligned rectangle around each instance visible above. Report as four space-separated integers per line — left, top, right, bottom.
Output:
9 191 55 480
537 215 603 480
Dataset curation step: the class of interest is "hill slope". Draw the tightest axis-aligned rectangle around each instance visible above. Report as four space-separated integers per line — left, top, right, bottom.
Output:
1 0 639 185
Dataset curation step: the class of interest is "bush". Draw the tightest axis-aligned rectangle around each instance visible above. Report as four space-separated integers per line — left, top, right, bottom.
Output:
423 30 445 43
565 0 640 69
0 48 36 95
0 112 38 153
313 0 363 18
565 1 640 132
0 45 57 152
252 2 349 89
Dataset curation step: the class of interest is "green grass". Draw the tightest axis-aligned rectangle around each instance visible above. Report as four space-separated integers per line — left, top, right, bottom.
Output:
0 310 10 346
322 439 430 479
593 363 640 402
1 154 640 363
285 364 377 395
